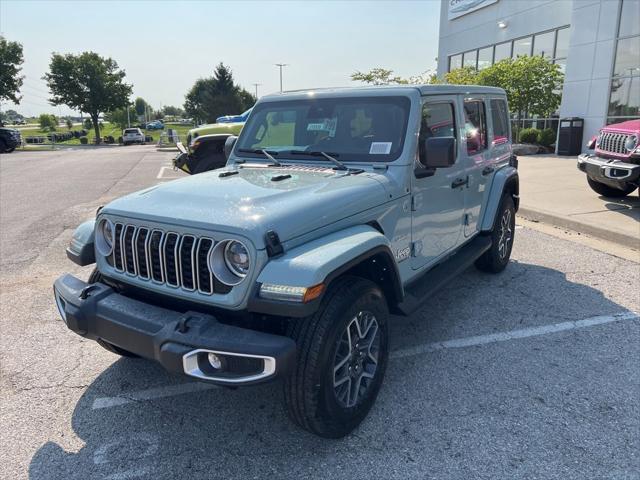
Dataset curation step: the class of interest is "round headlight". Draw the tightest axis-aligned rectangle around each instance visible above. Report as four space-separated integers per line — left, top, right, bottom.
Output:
224 241 250 277
96 218 114 257
208 240 250 286
624 135 638 152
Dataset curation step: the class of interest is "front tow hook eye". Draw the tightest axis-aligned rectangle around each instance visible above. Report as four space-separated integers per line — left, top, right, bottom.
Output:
79 284 100 300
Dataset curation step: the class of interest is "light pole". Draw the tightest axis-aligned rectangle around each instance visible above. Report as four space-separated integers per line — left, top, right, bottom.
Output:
275 63 289 92
126 101 131 128
253 83 262 99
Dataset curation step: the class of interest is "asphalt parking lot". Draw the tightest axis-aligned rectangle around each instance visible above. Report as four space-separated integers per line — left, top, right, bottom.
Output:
1 146 639 480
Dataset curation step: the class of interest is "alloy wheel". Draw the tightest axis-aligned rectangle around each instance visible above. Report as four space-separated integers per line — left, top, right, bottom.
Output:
498 208 513 260
332 310 381 408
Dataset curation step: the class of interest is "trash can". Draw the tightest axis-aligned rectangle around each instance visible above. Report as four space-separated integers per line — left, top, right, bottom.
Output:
557 117 584 156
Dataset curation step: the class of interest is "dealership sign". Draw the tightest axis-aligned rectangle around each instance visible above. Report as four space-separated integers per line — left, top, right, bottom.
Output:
448 0 499 20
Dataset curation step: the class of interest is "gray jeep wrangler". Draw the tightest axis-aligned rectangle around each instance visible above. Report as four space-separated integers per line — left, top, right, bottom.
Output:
54 85 518 438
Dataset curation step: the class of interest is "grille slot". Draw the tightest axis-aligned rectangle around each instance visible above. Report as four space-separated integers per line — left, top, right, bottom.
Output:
109 223 227 295
164 233 180 286
599 132 631 155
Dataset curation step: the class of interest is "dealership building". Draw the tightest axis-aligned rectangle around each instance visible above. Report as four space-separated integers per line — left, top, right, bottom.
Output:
437 0 640 152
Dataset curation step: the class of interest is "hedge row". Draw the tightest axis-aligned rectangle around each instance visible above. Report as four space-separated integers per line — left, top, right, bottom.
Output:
519 128 556 146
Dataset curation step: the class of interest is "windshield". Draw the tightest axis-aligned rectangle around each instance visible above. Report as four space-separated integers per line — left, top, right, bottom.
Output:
236 96 411 162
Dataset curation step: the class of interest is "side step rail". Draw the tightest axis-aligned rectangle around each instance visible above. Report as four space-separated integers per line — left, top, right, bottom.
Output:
396 235 492 316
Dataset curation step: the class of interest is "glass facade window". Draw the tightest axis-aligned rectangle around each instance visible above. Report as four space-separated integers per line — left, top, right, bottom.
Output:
477 46 493 70
463 49 477 69
612 36 640 77
619 0 640 38
449 54 462 71
446 25 569 72
554 27 570 60
533 31 555 58
608 0 640 123
513 36 532 57
494 42 511 62
608 77 639 117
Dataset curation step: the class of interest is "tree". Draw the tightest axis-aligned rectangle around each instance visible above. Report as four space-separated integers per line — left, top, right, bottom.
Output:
104 105 137 129
0 36 24 104
478 56 563 140
66 118 73 130
39 113 57 131
443 66 479 85
162 105 185 117
184 63 256 124
44 52 132 143
351 68 438 85
134 97 149 118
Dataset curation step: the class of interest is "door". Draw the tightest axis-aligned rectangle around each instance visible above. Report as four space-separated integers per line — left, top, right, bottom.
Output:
461 98 492 236
411 96 466 270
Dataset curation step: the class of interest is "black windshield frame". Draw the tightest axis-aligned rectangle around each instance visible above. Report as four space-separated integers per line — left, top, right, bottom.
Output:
235 96 411 163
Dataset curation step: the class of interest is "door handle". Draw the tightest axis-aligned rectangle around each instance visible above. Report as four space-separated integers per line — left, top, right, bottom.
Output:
451 176 468 189
482 166 495 176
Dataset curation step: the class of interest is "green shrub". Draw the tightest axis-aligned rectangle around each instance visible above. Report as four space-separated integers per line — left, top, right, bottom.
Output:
537 128 556 146
519 128 540 144
80 137 88 145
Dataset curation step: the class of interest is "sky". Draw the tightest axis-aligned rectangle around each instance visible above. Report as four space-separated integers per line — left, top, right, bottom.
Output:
0 0 441 117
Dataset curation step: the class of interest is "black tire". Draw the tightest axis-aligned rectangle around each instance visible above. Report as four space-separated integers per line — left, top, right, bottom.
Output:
284 276 389 438
87 268 139 358
475 194 516 273
587 176 636 197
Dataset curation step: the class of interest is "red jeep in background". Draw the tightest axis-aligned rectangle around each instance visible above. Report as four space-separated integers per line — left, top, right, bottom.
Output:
578 119 640 197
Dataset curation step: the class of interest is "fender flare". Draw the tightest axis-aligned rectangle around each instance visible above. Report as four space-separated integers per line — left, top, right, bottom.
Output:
479 166 519 232
66 219 96 266
250 225 403 317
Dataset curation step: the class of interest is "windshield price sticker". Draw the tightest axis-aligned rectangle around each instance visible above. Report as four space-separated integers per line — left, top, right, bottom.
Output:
370 142 392 154
307 118 337 136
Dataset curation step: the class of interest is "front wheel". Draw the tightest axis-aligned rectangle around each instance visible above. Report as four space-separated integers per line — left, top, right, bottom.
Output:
587 176 636 197
475 194 516 273
284 276 389 438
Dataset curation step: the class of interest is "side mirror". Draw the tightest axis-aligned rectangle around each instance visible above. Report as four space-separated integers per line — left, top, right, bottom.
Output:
224 135 238 160
420 136 456 169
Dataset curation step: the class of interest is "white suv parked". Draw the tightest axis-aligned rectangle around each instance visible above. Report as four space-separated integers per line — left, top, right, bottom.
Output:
122 128 145 145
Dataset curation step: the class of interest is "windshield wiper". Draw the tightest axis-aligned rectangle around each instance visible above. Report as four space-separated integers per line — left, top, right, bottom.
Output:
237 148 282 167
288 150 348 171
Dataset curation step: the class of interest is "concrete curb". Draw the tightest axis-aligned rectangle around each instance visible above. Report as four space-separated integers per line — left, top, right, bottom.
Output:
517 206 640 250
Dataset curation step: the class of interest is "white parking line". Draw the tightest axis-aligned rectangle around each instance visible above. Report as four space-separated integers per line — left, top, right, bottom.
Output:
390 310 639 359
92 382 217 410
91 311 639 410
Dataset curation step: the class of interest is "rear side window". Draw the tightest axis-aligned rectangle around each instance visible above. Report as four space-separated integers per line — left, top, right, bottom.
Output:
490 99 509 145
463 100 488 155
419 102 457 164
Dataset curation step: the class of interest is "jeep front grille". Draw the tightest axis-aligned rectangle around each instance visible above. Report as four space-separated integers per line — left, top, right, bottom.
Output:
111 223 231 294
598 132 632 155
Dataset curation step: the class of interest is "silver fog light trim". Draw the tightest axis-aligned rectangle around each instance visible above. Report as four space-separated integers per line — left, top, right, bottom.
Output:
182 349 276 383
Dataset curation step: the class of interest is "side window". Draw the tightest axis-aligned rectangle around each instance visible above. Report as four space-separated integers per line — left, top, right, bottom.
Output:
463 100 488 155
490 99 509 145
419 102 456 164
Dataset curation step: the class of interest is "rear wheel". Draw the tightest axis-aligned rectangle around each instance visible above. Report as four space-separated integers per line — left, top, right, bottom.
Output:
587 176 636 197
284 276 389 438
88 268 139 358
475 194 516 273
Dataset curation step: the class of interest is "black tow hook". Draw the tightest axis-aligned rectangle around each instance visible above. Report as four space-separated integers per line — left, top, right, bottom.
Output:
79 284 100 299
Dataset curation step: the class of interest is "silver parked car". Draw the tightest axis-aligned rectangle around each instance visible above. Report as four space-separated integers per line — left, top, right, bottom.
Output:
122 127 145 145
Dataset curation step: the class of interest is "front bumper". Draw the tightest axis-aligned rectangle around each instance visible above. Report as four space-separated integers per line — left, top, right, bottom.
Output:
53 274 296 385
577 154 640 188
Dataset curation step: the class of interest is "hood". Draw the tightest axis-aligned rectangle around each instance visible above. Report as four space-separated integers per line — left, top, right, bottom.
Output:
601 119 640 134
102 165 389 249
